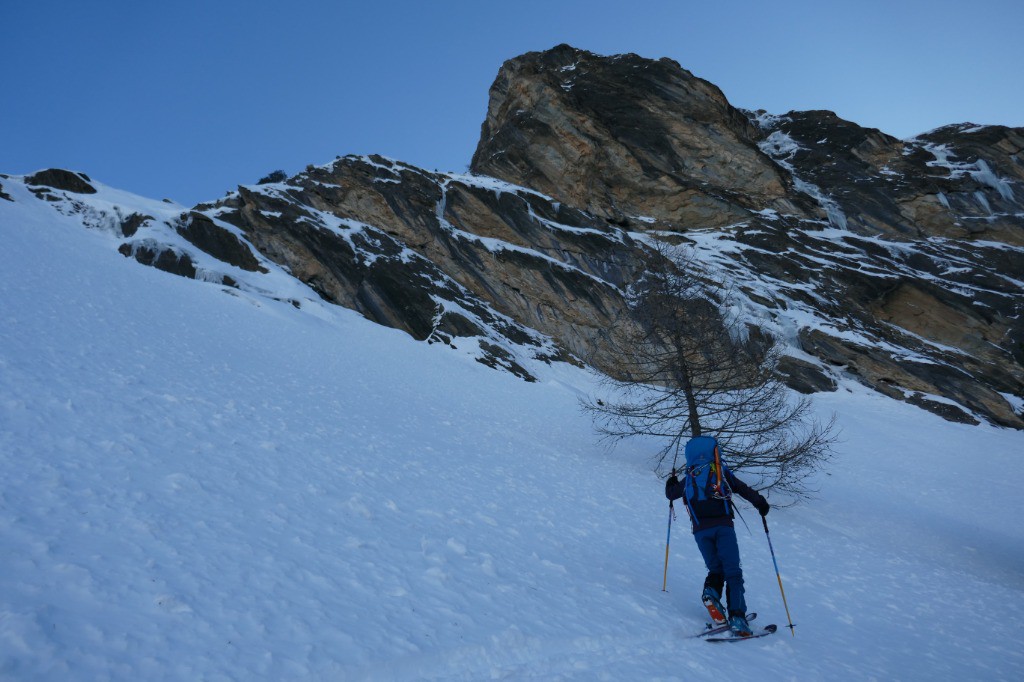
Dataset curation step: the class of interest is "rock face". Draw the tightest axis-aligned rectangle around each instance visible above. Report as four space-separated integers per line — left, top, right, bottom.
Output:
470 45 1023 427
198 157 647 378
8 45 1022 428
472 45 802 229
756 112 1024 244
25 169 97 195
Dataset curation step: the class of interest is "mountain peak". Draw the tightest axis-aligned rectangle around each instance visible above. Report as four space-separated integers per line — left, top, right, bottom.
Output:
472 44 781 229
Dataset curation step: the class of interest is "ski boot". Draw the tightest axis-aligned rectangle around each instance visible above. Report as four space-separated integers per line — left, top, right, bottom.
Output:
702 587 727 626
728 611 753 637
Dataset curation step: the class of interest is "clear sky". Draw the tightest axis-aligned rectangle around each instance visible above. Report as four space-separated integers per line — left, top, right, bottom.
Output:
4 0 1022 207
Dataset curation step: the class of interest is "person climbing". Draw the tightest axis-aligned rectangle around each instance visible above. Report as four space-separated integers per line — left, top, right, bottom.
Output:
664 435 770 637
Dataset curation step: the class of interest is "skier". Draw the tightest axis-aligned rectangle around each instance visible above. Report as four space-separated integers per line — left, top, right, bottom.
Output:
665 435 770 636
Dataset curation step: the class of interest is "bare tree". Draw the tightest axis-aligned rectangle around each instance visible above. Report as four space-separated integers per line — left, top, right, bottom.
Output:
585 243 835 496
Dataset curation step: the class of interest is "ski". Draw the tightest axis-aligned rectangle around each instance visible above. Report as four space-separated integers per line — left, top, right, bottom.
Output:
688 612 756 639
705 624 777 642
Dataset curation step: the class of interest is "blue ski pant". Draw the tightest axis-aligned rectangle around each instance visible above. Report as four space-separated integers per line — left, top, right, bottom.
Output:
694 525 745 615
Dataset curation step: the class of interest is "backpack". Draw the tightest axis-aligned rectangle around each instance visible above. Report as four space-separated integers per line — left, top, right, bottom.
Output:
681 436 731 521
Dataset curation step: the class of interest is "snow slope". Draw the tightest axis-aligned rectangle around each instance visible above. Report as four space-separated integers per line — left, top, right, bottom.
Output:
2 185 1024 680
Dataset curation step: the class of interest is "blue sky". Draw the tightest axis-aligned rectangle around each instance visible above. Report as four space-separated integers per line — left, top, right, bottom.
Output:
4 0 1022 207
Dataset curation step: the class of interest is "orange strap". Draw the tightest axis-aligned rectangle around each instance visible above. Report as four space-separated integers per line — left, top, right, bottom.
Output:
713 445 724 494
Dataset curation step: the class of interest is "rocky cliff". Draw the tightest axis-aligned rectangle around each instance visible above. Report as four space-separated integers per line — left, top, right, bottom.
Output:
3 44 1022 428
472 46 1024 428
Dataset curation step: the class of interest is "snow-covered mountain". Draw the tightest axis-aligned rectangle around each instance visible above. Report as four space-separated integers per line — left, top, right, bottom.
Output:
2 146 1024 680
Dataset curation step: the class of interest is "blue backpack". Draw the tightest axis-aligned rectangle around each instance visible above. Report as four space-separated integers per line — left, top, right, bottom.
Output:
682 436 731 518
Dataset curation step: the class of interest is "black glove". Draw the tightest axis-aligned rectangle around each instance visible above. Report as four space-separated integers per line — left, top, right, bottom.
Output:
754 495 770 517
665 474 680 500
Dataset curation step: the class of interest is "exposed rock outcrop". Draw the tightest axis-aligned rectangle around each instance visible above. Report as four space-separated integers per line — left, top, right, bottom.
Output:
176 212 267 273
472 45 805 229
200 156 647 376
26 169 97 195
469 45 1023 427
755 113 1024 244
118 241 198 279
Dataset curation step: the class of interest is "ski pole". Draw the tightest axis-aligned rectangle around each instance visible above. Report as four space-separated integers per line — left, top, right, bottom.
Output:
762 515 796 636
663 443 683 593
662 500 674 591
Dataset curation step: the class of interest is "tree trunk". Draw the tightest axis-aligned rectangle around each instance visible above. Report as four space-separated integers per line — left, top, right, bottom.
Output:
672 329 702 437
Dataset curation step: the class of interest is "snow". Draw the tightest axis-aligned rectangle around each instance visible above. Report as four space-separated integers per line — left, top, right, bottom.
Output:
918 143 1017 203
442 171 547 202
973 160 1015 202
758 131 849 230
433 177 618 289
1001 392 1024 416
3 182 1024 680
749 111 790 130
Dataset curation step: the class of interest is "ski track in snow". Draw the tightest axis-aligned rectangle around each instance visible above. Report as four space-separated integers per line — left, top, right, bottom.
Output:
2 185 1024 680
